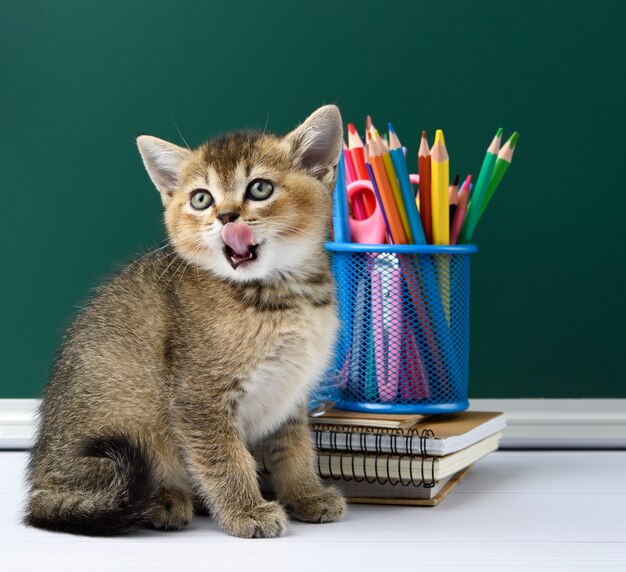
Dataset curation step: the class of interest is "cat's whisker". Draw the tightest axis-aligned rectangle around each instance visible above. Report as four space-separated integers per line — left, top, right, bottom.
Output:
135 242 174 263
172 118 191 150
262 111 270 135
155 251 184 284
165 257 189 290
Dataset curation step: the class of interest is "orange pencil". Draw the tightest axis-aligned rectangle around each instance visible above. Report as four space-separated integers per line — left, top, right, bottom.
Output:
373 129 412 242
367 131 408 244
418 131 433 243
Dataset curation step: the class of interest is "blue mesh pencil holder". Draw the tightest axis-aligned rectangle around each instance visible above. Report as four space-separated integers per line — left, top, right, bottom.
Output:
325 242 478 414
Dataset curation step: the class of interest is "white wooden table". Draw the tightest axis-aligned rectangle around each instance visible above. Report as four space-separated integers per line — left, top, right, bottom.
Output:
1 451 625 571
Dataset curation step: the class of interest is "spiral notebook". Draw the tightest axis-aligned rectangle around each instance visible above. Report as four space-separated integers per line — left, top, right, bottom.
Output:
322 465 473 506
316 432 501 483
312 411 506 456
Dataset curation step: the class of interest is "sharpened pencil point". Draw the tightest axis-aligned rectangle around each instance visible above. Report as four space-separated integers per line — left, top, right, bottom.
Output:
508 131 519 148
496 127 503 138
434 129 445 146
422 130 427 138
452 174 460 186
388 122 396 135
347 123 356 135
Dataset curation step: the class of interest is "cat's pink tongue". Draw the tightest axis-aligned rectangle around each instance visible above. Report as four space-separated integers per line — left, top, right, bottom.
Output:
221 222 255 256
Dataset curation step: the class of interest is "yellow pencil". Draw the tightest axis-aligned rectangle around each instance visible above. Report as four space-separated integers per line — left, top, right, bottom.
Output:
431 129 450 245
430 130 451 324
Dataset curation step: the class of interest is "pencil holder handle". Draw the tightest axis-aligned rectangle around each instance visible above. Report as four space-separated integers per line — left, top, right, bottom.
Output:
324 242 477 414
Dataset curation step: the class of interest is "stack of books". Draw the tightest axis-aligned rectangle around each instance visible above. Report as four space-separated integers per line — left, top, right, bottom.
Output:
308 409 506 506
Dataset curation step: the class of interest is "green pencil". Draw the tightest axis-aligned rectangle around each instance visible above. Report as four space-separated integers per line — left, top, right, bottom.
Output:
478 131 519 218
458 128 503 243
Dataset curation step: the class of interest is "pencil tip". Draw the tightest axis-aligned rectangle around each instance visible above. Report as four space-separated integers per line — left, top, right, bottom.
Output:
496 127 503 137
509 131 519 148
434 129 445 146
452 174 460 186
347 123 356 135
388 122 396 135
422 130 427 138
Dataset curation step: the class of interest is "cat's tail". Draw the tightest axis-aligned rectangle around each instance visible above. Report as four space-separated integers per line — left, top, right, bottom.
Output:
24 434 159 536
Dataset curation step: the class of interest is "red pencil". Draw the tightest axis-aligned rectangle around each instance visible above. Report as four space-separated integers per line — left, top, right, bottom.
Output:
449 173 460 223
418 131 433 244
450 174 472 245
347 123 370 180
348 123 376 216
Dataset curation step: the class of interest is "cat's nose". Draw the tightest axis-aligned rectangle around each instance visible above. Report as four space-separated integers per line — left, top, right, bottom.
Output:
217 211 240 225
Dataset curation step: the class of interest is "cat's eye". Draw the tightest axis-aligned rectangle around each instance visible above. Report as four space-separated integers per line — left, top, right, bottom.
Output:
190 190 214 210
246 179 274 201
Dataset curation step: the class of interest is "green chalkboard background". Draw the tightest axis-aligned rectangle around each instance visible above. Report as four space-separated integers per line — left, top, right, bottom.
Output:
2 0 625 398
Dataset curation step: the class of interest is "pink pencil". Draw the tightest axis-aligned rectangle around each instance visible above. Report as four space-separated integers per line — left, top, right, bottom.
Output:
450 175 472 245
344 144 367 220
343 144 357 184
401 318 430 400
371 269 386 395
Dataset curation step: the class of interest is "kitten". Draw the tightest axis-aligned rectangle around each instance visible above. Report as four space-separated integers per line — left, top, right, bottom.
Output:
25 105 347 538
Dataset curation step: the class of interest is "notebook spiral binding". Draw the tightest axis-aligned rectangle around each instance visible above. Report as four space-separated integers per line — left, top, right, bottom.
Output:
314 426 438 488
312 425 438 456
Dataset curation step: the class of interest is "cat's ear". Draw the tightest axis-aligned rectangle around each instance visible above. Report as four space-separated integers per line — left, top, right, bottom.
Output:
136 135 191 206
284 105 344 183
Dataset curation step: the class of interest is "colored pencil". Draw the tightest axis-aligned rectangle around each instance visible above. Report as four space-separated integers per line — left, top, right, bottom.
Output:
479 132 519 218
348 123 377 217
418 131 433 244
347 123 370 180
450 175 472 245
374 129 413 243
364 143 393 243
448 173 460 223
367 131 408 244
458 128 502 243
331 153 350 242
430 129 451 325
430 129 450 245
343 143 357 185
344 144 368 220
388 123 426 244
365 114 373 134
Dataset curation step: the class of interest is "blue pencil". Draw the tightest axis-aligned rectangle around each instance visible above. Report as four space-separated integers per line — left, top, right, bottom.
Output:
388 123 426 244
332 153 351 243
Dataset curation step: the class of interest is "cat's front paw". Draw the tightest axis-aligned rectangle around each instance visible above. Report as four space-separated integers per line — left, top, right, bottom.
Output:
222 500 288 538
285 486 347 523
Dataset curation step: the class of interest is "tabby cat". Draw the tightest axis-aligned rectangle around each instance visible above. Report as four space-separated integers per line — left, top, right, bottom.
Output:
25 105 347 537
